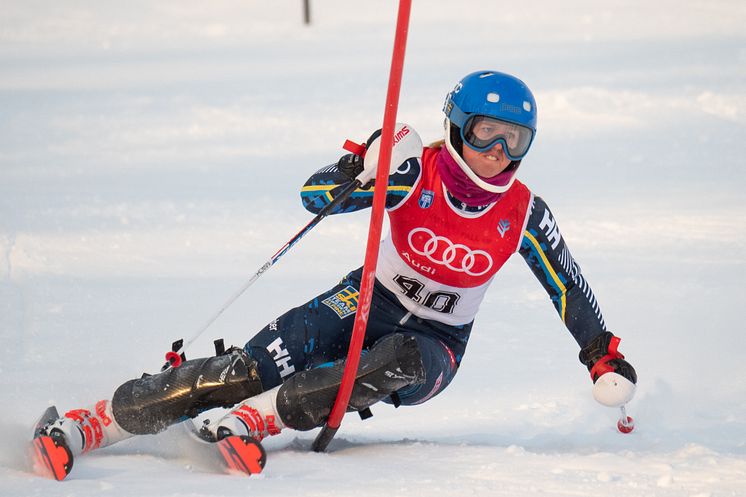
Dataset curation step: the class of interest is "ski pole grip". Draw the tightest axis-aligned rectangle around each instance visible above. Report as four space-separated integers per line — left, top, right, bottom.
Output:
355 167 377 187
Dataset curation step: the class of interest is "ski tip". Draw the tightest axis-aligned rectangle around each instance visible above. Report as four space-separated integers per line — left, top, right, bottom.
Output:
216 435 267 476
31 435 74 481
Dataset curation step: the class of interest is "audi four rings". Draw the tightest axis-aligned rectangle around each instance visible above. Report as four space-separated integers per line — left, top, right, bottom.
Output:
407 227 493 277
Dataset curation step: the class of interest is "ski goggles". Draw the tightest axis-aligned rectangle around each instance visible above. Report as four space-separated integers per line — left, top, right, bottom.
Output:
446 99 535 160
459 115 534 160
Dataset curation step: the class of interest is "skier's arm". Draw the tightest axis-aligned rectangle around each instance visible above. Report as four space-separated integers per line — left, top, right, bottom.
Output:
299 158 419 214
518 195 607 347
518 196 636 406
300 125 422 215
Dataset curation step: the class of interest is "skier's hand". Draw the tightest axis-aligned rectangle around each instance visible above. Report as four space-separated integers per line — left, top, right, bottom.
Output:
579 332 637 407
336 129 382 189
337 152 368 185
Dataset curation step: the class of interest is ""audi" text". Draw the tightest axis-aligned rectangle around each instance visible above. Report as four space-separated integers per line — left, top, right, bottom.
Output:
400 251 437 275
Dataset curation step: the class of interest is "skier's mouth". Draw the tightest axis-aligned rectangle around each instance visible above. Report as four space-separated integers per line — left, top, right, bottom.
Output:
483 150 502 162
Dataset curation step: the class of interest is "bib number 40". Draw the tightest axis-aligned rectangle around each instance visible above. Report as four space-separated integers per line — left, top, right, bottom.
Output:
393 275 460 314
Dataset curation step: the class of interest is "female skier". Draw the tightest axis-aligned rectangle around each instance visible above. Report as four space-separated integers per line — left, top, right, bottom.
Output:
32 70 637 478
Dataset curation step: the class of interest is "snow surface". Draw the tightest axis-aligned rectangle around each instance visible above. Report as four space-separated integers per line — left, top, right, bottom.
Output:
1 1 745 495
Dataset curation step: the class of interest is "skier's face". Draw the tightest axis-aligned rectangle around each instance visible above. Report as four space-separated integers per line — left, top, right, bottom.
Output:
461 141 512 178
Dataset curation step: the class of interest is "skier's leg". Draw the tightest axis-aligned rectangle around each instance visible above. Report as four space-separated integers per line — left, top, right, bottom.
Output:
195 272 364 441
39 347 263 455
203 333 426 440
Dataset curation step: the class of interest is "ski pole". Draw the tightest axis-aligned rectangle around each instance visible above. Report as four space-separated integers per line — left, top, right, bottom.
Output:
161 174 367 370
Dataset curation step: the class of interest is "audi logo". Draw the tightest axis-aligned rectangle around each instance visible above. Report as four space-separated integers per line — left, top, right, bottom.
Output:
407 227 493 277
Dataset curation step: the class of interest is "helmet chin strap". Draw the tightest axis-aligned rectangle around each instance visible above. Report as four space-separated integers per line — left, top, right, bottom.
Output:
443 119 517 194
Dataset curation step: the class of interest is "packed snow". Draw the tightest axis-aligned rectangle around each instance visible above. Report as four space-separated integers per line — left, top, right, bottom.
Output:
1 1 745 496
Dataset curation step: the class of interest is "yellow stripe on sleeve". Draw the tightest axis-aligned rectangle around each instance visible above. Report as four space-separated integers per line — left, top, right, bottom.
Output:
523 231 567 321
301 184 411 195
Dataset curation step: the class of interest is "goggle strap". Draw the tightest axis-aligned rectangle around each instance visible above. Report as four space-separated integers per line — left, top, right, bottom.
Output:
446 100 470 128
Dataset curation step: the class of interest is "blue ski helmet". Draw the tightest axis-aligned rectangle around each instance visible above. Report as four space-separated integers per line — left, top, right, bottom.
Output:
442 70 537 194
444 70 537 161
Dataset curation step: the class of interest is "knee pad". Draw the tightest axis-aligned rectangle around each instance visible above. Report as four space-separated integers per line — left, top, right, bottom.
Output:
111 349 263 435
276 333 425 431
390 335 458 406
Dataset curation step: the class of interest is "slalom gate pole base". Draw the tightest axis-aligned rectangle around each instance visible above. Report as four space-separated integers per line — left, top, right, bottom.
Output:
311 425 339 453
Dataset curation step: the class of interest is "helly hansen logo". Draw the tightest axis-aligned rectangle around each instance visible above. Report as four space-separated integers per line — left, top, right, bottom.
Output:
539 209 562 249
266 337 295 379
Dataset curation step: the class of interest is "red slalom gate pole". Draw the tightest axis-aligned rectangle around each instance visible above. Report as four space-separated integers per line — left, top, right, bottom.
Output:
312 0 412 452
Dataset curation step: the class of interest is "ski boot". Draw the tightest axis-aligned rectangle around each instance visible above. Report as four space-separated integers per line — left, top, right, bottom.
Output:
30 399 131 481
196 387 281 476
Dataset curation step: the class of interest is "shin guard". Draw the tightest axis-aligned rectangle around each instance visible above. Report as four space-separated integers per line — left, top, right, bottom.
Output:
111 349 263 435
276 333 425 431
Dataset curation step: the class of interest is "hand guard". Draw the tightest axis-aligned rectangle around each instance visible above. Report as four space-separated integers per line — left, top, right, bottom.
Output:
336 123 422 187
579 332 637 407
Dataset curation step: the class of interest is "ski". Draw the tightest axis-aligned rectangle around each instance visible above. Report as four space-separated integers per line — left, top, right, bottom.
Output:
28 404 266 480
29 406 74 481
29 432 265 480
184 420 268 476
215 435 267 475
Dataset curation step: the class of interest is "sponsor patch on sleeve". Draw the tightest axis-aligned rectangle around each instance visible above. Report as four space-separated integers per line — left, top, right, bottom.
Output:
321 285 359 319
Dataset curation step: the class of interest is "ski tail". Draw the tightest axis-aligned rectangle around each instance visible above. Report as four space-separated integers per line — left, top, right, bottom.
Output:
216 435 266 475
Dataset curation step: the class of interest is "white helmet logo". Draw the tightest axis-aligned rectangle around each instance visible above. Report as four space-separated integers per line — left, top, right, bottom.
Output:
407 227 493 277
